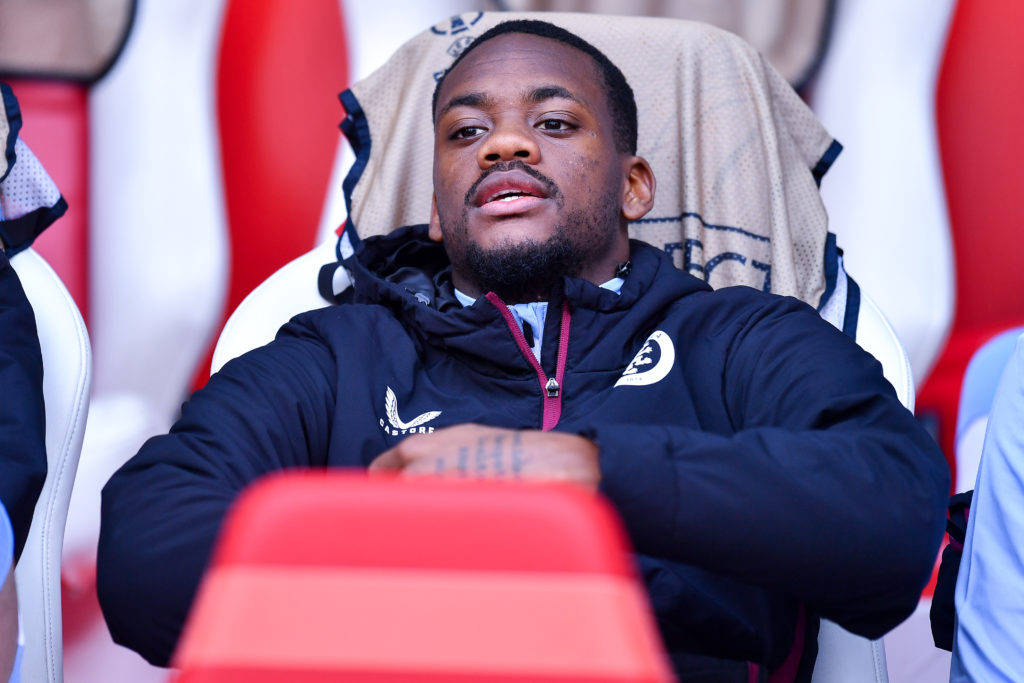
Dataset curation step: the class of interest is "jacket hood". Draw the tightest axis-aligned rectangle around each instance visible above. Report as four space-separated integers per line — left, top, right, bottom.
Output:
340 224 712 369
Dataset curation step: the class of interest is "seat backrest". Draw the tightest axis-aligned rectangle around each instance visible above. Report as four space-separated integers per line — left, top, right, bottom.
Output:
811 264 903 683
173 473 673 682
810 0 956 388
814 620 889 683
213 10 847 362
211 237 341 374
852 281 916 412
343 12 838 309
916 0 1024 471
10 248 91 683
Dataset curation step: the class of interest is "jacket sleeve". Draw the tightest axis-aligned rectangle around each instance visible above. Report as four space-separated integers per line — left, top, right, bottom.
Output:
591 295 950 639
0 252 47 562
636 551 801 669
97 316 339 667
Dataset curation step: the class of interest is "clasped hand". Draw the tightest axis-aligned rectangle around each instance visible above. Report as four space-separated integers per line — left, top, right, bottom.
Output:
368 424 600 491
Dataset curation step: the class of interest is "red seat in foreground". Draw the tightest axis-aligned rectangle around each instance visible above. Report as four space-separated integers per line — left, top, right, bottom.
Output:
172 472 673 683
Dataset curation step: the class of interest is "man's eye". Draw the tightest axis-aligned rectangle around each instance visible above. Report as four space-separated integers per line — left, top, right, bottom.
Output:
451 126 485 140
537 119 574 132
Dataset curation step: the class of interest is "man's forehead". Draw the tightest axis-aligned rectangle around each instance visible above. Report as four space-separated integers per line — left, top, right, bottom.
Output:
436 32 602 110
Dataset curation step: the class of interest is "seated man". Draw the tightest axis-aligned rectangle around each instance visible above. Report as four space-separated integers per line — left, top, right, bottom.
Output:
97 20 950 681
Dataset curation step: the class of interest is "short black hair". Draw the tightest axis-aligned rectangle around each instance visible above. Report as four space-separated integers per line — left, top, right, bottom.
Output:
431 19 638 155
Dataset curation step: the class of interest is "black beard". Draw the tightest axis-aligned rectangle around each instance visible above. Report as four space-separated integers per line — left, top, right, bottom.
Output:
462 227 585 303
440 160 624 303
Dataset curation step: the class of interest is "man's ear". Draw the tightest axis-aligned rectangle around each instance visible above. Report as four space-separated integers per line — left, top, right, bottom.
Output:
428 195 444 242
621 157 656 222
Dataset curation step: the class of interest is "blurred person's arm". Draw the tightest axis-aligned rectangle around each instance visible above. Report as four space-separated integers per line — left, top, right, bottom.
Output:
0 502 17 682
951 334 1024 682
0 568 16 683
0 249 47 562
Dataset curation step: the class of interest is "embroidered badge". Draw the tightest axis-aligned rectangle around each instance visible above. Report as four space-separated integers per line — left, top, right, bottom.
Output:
614 330 676 388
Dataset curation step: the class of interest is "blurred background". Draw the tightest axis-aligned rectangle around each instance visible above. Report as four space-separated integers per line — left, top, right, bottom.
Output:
1 0 1021 680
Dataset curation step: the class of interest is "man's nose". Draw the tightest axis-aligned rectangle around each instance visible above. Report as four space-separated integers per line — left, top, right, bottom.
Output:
478 123 540 166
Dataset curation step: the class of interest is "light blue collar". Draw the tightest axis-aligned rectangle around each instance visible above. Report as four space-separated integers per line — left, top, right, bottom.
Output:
455 278 623 361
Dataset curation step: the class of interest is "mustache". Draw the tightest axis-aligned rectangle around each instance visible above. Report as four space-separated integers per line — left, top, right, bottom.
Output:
463 160 561 206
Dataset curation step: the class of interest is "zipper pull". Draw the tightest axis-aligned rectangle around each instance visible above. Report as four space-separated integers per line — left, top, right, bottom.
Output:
545 377 560 398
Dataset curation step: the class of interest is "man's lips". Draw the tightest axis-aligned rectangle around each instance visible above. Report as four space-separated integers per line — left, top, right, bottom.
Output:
474 193 548 217
470 170 551 209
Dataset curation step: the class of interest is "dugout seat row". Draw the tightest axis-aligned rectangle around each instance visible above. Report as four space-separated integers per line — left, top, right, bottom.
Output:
8 4 1022 682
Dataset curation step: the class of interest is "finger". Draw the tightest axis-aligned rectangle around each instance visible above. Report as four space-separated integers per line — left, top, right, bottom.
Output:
367 448 403 473
399 458 447 478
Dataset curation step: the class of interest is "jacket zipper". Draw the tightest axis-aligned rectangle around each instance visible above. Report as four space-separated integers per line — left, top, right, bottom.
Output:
485 293 571 431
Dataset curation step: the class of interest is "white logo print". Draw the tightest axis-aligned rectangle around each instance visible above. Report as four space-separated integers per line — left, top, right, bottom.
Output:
614 330 676 387
380 386 442 435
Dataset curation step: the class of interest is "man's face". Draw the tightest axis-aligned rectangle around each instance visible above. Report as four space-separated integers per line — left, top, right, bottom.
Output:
430 32 653 302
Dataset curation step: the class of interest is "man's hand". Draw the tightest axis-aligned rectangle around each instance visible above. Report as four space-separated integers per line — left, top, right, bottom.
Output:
369 424 601 491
